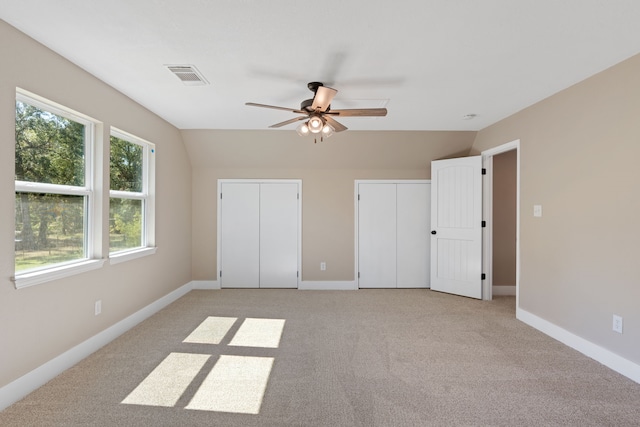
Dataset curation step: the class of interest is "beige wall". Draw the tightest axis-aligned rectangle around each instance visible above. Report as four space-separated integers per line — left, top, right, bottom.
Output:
492 150 517 286
184 130 476 281
471 53 640 364
0 21 192 387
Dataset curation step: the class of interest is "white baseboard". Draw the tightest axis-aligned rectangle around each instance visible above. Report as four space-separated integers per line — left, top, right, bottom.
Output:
193 280 356 290
517 307 640 385
0 282 193 412
493 285 516 296
191 280 220 290
299 281 357 290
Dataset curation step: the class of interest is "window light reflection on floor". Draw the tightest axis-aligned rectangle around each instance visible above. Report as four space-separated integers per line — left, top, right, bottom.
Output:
228 318 286 348
121 317 285 414
182 316 238 345
186 355 274 414
121 352 210 407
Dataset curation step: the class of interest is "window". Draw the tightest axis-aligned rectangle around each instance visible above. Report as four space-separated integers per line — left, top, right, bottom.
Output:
14 90 103 287
109 129 155 261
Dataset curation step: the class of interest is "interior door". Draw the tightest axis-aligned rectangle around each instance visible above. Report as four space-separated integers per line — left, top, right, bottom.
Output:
260 183 299 288
220 183 260 288
430 156 483 299
358 183 397 288
397 183 430 288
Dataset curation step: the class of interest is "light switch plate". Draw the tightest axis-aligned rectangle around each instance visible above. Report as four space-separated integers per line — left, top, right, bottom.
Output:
533 205 542 217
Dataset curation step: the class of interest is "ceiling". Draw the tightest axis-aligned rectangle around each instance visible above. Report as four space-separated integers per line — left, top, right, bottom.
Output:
2 1 640 132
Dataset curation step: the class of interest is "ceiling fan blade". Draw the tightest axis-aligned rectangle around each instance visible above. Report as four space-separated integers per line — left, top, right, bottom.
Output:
269 116 307 128
311 86 337 112
326 108 388 117
324 115 348 132
246 102 305 114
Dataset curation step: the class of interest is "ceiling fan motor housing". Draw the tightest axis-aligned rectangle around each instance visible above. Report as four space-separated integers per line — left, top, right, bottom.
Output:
300 98 314 112
307 81 324 92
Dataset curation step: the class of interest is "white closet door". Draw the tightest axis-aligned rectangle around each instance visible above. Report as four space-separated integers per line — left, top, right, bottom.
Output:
220 183 260 288
397 183 430 288
260 183 299 288
358 183 397 288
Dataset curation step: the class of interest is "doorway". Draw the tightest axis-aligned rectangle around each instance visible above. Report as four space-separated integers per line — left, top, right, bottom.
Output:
481 140 520 303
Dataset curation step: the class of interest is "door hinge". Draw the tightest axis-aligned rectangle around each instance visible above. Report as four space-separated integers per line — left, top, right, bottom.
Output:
297 193 299 200
482 220 486 227
481 273 486 280
220 193 222 199
297 271 299 278
358 272 360 278
482 168 486 175
358 194 360 201
220 270 222 277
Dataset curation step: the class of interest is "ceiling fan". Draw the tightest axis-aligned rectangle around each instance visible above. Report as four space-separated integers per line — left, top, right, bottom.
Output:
245 82 387 140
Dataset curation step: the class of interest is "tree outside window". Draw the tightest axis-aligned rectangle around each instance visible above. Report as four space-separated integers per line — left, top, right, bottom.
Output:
109 131 154 254
14 98 91 272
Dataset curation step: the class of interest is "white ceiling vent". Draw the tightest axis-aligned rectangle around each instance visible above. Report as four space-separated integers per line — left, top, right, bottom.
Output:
165 65 209 86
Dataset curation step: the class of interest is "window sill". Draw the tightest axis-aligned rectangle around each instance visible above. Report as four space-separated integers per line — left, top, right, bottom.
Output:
109 247 157 265
14 259 106 290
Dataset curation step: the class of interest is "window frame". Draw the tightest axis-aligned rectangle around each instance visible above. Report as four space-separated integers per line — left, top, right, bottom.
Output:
108 127 156 264
13 89 105 289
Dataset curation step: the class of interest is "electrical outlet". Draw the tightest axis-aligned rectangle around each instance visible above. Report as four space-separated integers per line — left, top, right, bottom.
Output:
612 314 623 334
95 300 102 316
320 262 326 271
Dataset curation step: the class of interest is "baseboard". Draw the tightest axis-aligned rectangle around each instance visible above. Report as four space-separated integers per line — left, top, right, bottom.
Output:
0 282 193 412
190 280 356 290
492 285 516 296
299 281 357 290
190 280 220 290
517 307 640 385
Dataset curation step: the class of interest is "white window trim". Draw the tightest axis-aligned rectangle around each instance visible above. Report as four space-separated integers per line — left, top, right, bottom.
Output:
15 181 92 196
14 89 103 289
108 127 156 259
109 247 158 265
13 259 106 289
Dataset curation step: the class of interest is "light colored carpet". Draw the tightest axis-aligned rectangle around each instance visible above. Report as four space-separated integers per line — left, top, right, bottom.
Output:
1 289 639 426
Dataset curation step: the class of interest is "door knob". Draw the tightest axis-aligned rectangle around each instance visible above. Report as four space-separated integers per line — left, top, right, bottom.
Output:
431 230 437 235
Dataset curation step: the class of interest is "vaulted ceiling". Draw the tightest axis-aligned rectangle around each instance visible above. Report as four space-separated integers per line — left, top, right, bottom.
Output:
2 1 640 132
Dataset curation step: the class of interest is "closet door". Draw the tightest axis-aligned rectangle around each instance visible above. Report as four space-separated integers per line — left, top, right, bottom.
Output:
397 183 430 288
260 183 299 288
220 183 260 288
358 183 397 288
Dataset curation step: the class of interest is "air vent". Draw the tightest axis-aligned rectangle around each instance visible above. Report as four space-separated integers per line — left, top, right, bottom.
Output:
165 65 209 86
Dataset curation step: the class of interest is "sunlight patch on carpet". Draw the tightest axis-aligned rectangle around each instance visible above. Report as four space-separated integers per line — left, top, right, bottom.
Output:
182 316 237 344
228 318 285 348
121 352 210 407
186 355 274 414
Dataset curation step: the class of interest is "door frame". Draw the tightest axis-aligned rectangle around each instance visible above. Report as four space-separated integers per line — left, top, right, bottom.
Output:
354 179 431 289
481 140 520 303
217 179 302 288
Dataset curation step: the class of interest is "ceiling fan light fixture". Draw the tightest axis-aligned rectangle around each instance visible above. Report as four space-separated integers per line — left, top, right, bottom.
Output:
321 123 335 138
308 115 324 133
296 122 310 136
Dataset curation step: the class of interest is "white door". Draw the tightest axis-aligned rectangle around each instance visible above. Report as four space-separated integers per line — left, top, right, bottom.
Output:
260 183 299 288
430 156 483 299
397 183 430 288
220 183 260 288
358 183 397 288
